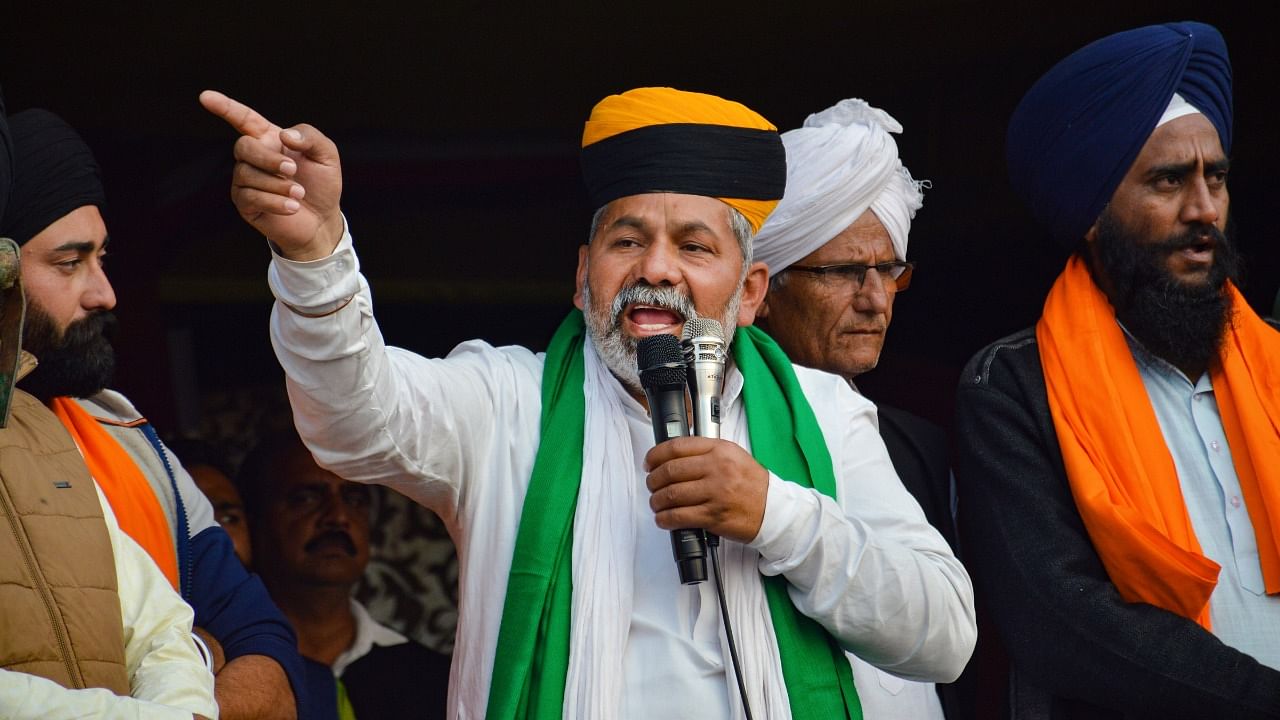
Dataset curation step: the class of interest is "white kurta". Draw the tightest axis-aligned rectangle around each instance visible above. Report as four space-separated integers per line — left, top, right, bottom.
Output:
267 225 974 719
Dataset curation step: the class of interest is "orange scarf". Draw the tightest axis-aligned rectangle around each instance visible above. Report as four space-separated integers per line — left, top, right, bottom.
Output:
1037 256 1280 628
50 397 180 590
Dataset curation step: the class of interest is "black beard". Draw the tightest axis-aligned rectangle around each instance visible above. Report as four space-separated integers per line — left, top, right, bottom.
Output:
1089 209 1241 375
19 306 117 402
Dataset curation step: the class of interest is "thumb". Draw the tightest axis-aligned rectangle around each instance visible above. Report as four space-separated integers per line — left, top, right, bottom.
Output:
279 123 340 166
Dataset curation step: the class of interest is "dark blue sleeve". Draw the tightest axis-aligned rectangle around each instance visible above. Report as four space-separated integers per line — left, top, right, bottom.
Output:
302 657 340 720
190 524 316 718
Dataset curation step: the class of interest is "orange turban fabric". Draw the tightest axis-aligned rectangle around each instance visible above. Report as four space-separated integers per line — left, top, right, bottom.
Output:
580 87 786 232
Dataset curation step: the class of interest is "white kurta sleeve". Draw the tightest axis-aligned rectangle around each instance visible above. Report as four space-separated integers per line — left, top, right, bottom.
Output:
265 220 544 520
747 369 976 682
0 668 209 720
107 484 219 716
0 488 218 719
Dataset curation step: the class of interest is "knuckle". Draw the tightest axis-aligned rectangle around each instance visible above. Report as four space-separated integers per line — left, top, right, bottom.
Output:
655 485 675 509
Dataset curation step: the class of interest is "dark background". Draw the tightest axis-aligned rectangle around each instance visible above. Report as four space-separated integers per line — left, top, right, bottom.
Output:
3 2 1275 435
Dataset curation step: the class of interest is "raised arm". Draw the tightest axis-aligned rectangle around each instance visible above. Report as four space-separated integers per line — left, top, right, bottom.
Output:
201 91 545 516
198 90 344 261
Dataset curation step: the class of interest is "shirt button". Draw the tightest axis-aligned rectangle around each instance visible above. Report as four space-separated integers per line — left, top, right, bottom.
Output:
1230 496 1242 508
1210 440 1220 452
1194 395 1202 402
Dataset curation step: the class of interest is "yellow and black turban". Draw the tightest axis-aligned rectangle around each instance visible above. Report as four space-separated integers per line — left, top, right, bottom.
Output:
580 87 786 233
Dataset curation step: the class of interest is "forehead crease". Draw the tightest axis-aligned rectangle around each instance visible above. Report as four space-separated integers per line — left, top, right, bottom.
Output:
674 220 716 237
1140 119 1225 161
610 215 649 231
811 233 893 264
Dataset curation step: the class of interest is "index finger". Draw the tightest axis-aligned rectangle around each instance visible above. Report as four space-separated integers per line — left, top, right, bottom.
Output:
199 89 279 138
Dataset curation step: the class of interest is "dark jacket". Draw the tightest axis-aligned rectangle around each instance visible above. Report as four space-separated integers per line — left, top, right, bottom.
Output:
342 640 451 719
877 404 957 553
877 403 967 719
953 326 1280 720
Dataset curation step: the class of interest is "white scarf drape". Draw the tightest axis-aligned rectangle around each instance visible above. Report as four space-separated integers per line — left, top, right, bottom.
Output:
563 340 792 719
753 98 926 276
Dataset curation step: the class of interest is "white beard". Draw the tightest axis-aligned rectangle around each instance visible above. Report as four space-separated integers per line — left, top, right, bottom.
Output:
580 270 742 394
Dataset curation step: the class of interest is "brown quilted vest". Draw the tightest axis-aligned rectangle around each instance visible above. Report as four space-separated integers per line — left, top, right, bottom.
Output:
0 389 130 694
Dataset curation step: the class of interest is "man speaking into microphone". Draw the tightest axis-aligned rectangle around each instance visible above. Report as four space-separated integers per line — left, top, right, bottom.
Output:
202 85 974 719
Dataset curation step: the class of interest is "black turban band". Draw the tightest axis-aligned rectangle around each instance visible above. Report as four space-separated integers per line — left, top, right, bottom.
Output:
1005 21 1232 248
580 123 787 210
0 109 105 246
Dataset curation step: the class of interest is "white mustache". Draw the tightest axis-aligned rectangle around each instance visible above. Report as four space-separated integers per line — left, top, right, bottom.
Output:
609 284 697 329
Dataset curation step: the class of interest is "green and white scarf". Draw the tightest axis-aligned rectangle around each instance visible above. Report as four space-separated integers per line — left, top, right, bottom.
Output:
487 311 861 719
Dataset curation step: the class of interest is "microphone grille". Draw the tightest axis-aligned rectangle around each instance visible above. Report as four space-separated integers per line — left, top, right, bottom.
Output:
637 334 686 387
681 317 725 343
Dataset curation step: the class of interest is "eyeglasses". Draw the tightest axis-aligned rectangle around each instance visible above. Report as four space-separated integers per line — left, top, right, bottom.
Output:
782 261 915 292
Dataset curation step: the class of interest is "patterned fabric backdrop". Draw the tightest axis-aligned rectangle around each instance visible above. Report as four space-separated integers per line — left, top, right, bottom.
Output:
185 383 459 653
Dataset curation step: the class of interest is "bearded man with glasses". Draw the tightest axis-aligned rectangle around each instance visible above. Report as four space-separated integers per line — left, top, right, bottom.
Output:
753 98 965 720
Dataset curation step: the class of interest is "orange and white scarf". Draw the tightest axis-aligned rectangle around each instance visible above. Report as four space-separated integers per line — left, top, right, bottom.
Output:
50 397 179 590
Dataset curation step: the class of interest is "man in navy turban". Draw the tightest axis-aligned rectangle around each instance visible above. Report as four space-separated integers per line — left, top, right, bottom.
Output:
956 22 1280 719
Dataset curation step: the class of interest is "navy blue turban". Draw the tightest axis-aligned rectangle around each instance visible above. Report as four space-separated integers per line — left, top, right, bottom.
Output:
0 109 105 246
1006 21 1232 248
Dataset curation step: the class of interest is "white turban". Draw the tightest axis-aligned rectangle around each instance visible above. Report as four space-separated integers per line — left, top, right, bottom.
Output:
754 98 926 278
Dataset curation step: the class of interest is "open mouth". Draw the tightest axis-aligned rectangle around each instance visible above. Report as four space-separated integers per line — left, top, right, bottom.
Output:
1179 237 1215 265
626 304 684 333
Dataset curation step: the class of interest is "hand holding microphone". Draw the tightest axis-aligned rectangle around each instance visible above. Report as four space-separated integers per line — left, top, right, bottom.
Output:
640 323 764 716
639 322 769 581
638 333 707 585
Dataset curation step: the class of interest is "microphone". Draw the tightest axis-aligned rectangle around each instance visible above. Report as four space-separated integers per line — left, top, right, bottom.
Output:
681 318 727 440
638 333 708 585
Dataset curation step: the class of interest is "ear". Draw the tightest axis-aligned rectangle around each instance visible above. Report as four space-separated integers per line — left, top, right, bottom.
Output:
734 261 771 327
1079 218 1106 270
753 291 773 333
572 244 589 310
1083 220 1100 248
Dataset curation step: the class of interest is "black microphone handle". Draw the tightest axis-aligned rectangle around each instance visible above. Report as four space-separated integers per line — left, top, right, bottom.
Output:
645 383 690 444
642 383 708 585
